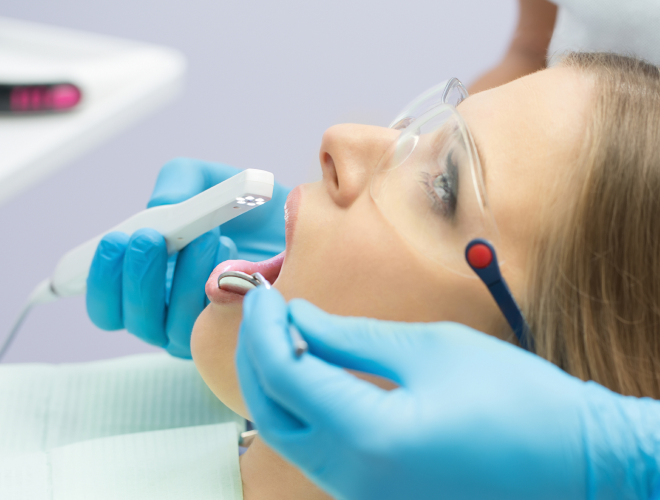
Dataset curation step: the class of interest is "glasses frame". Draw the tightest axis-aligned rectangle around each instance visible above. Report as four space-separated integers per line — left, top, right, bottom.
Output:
389 78 470 130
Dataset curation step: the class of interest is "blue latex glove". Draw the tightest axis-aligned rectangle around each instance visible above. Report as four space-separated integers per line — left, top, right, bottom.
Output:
87 158 289 358
237 287 660 500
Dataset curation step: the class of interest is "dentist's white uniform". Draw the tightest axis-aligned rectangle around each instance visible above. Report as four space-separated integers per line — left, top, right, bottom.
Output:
548 0 660 66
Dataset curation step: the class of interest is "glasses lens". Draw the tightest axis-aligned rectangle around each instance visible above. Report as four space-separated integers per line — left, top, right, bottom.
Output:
371 104 498 277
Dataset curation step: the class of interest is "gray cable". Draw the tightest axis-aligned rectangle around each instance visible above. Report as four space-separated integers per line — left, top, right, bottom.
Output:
0 299 35 362
0 279 57 362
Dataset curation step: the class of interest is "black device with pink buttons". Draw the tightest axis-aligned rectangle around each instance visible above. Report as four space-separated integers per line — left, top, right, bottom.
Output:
0 82 82 113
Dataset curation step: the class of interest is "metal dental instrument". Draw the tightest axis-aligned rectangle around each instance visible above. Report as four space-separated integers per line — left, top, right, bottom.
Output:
287 324 308 358
217 271 263 289
217 270 309 357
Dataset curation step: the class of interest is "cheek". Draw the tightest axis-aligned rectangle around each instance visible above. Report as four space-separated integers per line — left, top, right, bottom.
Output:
277 192 413 318
485 158 558 297
276 188 503 333
191 303 249 418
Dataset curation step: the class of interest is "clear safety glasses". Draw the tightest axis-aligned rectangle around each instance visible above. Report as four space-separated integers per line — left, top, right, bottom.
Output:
370 78 499 277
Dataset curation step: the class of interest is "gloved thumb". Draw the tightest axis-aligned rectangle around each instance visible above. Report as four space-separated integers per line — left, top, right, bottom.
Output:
241 288 401 433
289 299 429 385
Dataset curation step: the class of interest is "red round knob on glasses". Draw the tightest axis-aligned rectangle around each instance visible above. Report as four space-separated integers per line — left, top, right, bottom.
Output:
467 243 493 269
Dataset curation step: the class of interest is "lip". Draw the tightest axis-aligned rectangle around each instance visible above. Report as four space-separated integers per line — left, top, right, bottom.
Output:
206 251 285 305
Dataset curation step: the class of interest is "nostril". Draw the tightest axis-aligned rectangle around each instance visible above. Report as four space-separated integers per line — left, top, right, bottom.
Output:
322 152 339 191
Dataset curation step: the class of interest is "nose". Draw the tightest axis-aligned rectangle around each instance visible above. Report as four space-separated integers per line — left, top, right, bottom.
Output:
319 124 397 207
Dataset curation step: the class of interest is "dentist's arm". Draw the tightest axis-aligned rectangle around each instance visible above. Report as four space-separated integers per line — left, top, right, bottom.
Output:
86 158 289 358
237 287 660 500
469 0 557 93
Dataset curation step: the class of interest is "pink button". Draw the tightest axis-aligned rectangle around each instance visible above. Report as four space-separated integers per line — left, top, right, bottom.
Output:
51 84 82 110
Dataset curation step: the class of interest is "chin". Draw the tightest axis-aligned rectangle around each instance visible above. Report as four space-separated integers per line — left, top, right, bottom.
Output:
191 302 249 419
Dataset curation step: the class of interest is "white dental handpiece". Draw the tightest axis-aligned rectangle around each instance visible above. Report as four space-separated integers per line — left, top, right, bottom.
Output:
0 169 274 361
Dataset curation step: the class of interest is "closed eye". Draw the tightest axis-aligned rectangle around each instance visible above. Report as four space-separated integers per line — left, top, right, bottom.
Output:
419 151 459 220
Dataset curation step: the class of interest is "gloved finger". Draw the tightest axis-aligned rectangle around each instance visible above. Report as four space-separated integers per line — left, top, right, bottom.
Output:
237 336 339 475
242 287 396 431
293 300 539 386
86 232 130 330
237 338 334 475
289 299 426 384
236 332 306 433
165 228 221 358
148 158 240 207
122 228 168 347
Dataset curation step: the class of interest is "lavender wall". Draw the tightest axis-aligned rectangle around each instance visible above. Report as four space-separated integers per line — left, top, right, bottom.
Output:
0 0 516 363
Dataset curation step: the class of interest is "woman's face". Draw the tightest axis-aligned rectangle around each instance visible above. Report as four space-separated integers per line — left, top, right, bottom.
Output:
192 66 590 418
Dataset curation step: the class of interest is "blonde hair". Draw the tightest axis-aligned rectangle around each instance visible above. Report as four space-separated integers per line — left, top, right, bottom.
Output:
526 52 660 398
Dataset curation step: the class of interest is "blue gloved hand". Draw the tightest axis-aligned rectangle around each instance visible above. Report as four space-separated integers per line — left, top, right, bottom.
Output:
237 287 660 500
87 158 289 358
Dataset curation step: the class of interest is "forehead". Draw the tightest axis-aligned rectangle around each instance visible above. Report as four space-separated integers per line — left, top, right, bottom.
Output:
456 67 591 177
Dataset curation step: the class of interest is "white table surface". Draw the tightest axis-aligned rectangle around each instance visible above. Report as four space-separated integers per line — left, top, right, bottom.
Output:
0 17 186 205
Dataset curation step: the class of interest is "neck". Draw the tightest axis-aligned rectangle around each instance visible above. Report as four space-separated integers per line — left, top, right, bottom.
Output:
239 436 331 500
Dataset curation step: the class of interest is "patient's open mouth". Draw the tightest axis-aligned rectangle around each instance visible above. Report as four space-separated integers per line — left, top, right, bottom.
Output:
205 186 301 305
206 251 285 304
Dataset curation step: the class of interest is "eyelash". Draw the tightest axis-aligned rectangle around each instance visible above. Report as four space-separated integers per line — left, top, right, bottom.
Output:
419 152 459 219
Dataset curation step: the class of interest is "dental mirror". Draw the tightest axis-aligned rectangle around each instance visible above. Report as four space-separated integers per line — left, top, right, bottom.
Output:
217 270 308 357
